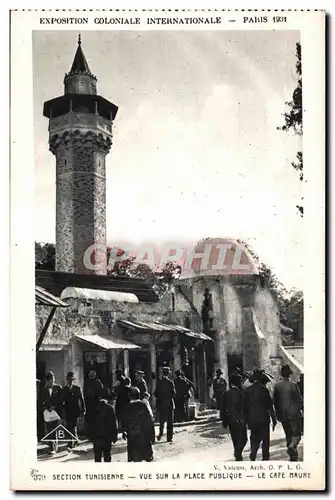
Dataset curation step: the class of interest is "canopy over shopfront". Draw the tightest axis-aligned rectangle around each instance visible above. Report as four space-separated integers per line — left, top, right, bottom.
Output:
61 287 139 304
75 334 141 351
117 319 213 342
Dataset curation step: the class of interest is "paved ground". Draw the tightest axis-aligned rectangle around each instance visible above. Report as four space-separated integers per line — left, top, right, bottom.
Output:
40 419 303 463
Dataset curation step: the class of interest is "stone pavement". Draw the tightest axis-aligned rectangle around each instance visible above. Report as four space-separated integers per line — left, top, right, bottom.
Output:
39 418 303 463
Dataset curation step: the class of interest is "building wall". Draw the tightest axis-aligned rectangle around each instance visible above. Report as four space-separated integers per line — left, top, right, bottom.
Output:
37 350 66 385
179 274 282 379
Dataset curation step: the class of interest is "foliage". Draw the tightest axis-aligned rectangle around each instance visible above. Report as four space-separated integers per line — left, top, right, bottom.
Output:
278 42 303 217
35 243 180 298
107 247 181 297
35 242 56 270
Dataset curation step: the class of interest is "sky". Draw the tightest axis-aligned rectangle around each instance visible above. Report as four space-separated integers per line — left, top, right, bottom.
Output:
33 30 302 290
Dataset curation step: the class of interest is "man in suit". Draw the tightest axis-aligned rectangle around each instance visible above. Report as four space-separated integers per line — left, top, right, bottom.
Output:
174 370 193 422
155 366 176 443
114 369 129 430
84 370 103 439
40 371 63 454
213 368 227 418
244 369 277 461
62 372 85 449
273 365 303 461
91 388 118 462
221 373 247 461
133 370 148 399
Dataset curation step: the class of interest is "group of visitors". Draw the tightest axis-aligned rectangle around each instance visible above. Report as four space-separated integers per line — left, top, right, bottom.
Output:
37 364 303 463
214 365 304 462
37 371 86 454
37 365 193 463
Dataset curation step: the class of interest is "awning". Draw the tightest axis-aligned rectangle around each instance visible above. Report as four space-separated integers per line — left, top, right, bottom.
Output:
75 334 141 350
61 287 139 303
36 286 69 308
117 319 213 342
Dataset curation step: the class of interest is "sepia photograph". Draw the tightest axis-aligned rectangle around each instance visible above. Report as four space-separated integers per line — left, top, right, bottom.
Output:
34 28 304 464
10 10 325 490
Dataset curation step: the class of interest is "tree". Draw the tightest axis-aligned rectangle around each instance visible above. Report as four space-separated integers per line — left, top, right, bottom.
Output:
278 42 303 217
107 246 181 297
35 242 55 270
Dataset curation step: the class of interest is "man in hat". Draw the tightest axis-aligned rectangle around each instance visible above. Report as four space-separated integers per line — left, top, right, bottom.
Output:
123 387 155 462
155 366 176 443
174 370 193 422
114 369 130 430
40 371 63 454
213 368 227 418
244 369 277 461
273 365 303 461
221 373 247 461
62 372 85 449
133 370 148 399
297 373 304 401
84 370 103 439
91 388 118 462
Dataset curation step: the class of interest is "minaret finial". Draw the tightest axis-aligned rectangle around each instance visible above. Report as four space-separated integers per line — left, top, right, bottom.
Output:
78 33 81 45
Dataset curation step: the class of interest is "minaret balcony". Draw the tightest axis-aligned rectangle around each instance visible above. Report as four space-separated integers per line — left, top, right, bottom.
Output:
49 112 113 139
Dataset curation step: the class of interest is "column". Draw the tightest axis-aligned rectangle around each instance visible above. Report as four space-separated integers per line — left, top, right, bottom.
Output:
211 283 228 380
172 335 181 372
203 345 209 407
123 350 129 378
150 344 157 408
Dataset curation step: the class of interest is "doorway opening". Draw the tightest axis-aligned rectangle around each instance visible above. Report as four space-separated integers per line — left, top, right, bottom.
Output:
83 351 110 388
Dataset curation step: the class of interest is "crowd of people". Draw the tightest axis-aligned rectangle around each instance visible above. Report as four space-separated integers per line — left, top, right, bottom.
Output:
37 364 303 463
216 365 304 462
37 366 193 462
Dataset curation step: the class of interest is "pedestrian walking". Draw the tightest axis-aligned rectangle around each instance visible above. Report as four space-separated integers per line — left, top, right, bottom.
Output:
91 388 118 462
244 369 277 461
273 365 303 461
297 373 304 400
221 373 247 461
62 372 85 449
155 366 176 443
213 368 227 417
84 370 103 438
123 387 155 462
142 392 154 418
133 370 148 399
114 370 130 430
40 371 63 454
242 372 254 390
174 370 192 422
296 372 304 435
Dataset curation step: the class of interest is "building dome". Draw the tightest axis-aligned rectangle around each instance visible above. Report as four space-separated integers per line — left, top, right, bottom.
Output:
179 237 258 280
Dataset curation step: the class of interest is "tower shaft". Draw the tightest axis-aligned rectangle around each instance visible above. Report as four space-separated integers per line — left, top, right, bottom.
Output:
43 36 118 275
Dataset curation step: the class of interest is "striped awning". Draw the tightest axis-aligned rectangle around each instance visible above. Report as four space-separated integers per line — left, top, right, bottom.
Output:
118 319 213 342
75 334 141 350
35 286 69 308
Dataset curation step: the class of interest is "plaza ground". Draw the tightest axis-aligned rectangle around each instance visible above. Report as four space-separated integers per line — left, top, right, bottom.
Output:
39 417 303 463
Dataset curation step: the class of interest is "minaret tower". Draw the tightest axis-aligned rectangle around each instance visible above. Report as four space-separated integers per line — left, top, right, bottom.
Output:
43 35 118 274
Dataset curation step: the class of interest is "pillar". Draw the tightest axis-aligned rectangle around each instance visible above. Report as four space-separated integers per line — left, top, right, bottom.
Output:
123 350 129 378
150 344 157 408
172 335 181 372
211 283 228 380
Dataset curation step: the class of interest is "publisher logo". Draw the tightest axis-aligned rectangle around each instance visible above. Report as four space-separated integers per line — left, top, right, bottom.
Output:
41 424 78 443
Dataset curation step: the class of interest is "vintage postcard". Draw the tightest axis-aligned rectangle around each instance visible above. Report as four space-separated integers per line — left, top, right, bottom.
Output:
10 9 325 491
